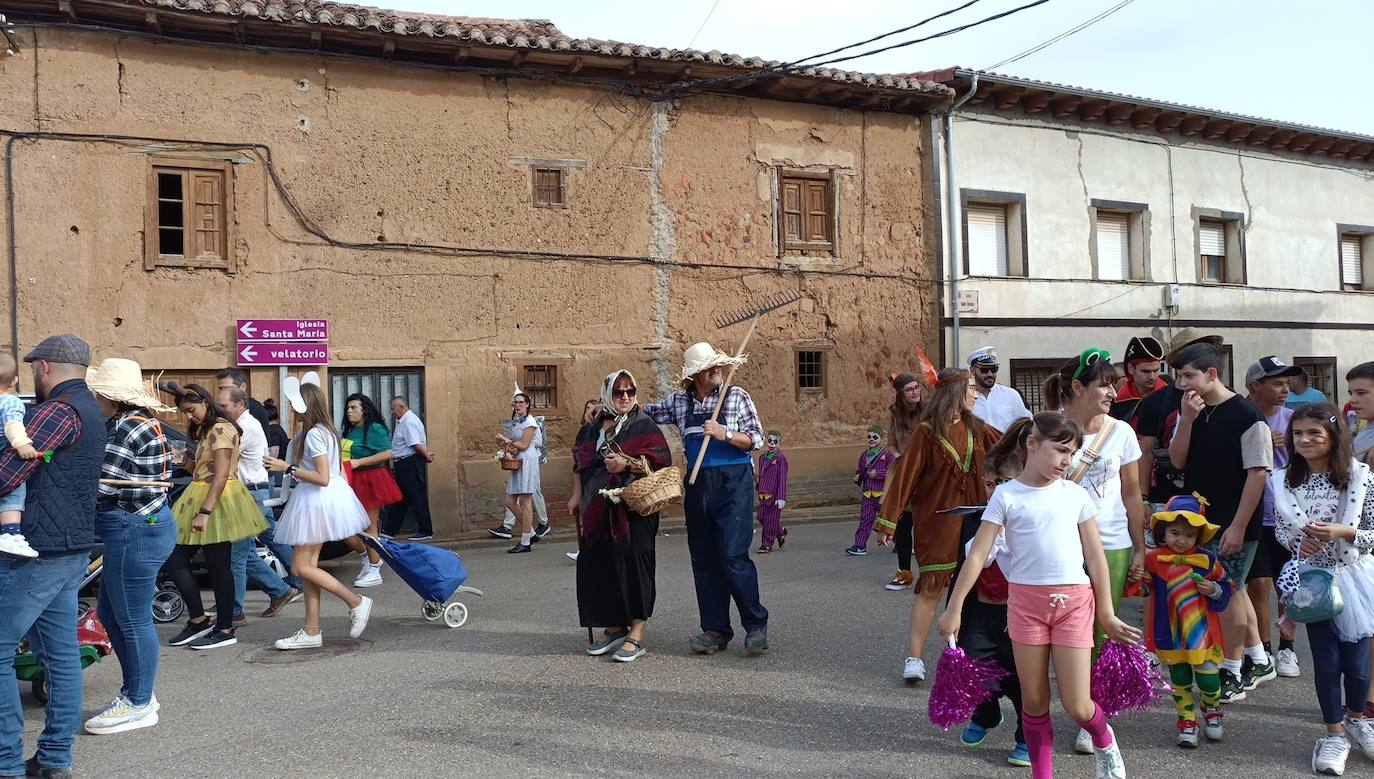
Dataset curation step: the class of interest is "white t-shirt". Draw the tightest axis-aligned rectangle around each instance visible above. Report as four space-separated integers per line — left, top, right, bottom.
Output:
234 411 270 486
1067 419 1141 551
981 478 1098 586
301 425 343 476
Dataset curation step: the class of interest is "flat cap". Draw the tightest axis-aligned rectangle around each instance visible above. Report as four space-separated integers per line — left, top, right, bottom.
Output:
23 334 92 366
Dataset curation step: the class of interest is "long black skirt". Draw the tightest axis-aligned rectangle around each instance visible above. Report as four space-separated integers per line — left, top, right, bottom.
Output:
577 512 659 628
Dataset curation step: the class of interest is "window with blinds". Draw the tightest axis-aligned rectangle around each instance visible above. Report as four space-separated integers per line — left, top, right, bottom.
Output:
329 368 425 434
779 173 835 254
1095 212 1131 281
146 159 233 271
1342 235 1365 289
1010 360 1066 413
967 204 1010 277
1198 219 1228 283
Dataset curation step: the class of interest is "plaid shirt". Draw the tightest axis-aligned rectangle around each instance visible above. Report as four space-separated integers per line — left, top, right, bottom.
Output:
0 399 82 497
98 412 171 515
643 385 764 451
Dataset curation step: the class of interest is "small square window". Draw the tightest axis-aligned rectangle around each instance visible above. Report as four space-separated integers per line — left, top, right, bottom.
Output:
522 364 559 411
145 158 233 271
1293 357 1337 400
1196 213 1245 285
797 350 825 392
1010 359 1068 413
532 168 566 208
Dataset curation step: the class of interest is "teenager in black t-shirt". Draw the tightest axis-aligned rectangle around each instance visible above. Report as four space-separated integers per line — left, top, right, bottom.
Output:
1167 342 1274 704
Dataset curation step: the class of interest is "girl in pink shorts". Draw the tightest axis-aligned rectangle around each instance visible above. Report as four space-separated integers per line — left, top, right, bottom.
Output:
941 412 1143 779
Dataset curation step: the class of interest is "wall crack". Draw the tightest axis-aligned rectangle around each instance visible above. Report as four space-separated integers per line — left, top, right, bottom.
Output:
1237 154 1254 229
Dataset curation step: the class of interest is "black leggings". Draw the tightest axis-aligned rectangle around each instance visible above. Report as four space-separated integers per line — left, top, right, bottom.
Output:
896 511 913 572
166 541 235 633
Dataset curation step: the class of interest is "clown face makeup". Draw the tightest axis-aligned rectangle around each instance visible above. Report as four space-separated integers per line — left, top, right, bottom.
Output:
866 433 882 446
766 435 780 450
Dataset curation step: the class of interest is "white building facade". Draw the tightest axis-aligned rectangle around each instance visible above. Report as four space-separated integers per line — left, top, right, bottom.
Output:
923 69 1374 411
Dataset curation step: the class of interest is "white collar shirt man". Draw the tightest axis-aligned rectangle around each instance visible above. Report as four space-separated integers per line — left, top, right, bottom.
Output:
391 409 427 459
232 407 270 486
973 383 1032 433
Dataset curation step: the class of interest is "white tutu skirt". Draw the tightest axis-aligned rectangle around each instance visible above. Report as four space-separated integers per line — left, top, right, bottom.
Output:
275 478 370 546
1333 554 1374 642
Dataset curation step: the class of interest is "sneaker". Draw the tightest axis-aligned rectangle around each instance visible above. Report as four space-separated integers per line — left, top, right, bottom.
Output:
23 757 71 779
1075 727 1095 754
507 543 531 554
845 545 868 556
188 629 237 651
1244 654 1277 689
409 534 434 542
902 657 926 683
1176 720 1199 749
757 545 772 554
1093 727 1125 779
168 619 213 647
1345 716 1374 754
1219 669 1247 704
353 563 382 588
378 532 395 540
1007 742 1031 767
1314 734 1351 776
487 527 513 539
612 638 646 663
348 596 373 638
232 612 247 627
586 631 628 656
885 570 913 591
1276 647 1301 678
744 627 769 656
961 716 999 747
566 551 579 561
688 631 729 655
0 532 38 558
274 629 323 651
84 696 159 735
533 523 552 539
1203 709 1223 741
261 588 300 618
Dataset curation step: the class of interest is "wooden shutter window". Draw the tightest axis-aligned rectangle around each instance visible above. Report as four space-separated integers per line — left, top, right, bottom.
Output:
966 204 1009 276
804 180 830 244
1341 235 1364 288
532 168 566 207
191 171 225 260
1095 212 1130 281
779 173 835 254
781 179 803 245
145 158 233 271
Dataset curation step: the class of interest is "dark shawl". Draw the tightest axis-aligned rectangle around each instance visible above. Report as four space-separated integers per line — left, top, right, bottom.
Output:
572 407 672 544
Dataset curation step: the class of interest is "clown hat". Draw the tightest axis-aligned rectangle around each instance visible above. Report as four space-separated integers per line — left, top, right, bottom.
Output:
1150 493 1220 543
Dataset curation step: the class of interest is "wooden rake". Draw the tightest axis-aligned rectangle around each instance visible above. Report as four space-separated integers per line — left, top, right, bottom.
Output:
687 290 803 485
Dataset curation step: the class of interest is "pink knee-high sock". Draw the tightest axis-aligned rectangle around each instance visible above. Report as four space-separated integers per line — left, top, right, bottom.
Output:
1021 712 1054 779
1079 705 1114 749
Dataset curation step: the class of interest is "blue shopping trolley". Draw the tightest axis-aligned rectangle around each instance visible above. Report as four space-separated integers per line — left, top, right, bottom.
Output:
357 534 483 628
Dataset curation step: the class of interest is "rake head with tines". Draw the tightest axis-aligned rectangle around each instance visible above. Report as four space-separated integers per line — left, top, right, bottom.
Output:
713 290 804 329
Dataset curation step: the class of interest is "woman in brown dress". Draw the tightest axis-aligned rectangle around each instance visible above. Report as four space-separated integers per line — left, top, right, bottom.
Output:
875 366 1000 682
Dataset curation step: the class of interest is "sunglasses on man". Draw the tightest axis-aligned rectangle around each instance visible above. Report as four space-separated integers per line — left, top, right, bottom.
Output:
975 364 999 374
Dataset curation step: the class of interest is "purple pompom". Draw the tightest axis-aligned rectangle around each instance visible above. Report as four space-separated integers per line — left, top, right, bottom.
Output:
928 643 1009 731
1091 640 1168 718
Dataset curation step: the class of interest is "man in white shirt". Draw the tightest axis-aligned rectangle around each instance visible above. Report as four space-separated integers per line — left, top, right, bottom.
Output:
968 346 1032 433
218 387 299 620
382 396 435 539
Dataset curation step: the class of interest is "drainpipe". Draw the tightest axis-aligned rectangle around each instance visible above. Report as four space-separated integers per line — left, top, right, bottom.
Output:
942 73 978 365
5 134 18 367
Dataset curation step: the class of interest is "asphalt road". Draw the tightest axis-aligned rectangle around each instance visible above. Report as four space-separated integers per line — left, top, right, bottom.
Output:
18 520 1336 777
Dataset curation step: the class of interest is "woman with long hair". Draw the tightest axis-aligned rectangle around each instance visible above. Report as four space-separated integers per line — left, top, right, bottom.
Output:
885 372 924 591
266 382 373 649
162 383 267 651
502 392 542 554
876 366 999 683
340 393 400 586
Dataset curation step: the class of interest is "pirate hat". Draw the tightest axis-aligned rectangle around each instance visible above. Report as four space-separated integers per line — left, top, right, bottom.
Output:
1124 336 1164 366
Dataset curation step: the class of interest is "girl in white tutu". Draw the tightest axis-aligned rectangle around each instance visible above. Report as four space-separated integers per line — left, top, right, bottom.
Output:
1272 403 1374 775
265 380 373 650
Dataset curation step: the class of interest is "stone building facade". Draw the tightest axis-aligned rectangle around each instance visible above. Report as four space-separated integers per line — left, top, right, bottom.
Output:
0 1 950 532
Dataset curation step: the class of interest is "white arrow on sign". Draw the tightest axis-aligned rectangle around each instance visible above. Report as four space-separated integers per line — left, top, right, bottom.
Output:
240 345 257 362
239 320 258 339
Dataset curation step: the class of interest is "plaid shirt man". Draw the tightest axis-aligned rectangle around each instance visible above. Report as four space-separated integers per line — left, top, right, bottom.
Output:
97 412 171 515
643 385 764 451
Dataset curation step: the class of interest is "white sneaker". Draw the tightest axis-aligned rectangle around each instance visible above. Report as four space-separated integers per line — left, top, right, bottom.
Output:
348 596 373 638
274 629 323 650
1076 727 1096 754
902 657 926 682
0 532 38 558
1314 734 1351 775
1276 647 1301 678
566 551 579 561
1176 721 1199 748
84 696 158 735
1203 711 1223 741
1093 727 1126 779
1344 716 1374 754
353 563 382 589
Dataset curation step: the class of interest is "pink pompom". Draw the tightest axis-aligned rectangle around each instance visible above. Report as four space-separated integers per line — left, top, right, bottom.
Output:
1091 640 1168 718
928 643 1009 731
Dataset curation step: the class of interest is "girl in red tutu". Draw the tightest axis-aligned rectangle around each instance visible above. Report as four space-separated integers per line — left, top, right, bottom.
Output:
340 394 402 587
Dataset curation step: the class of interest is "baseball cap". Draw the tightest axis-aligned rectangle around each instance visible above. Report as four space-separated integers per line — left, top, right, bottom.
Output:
1245 355 1302 386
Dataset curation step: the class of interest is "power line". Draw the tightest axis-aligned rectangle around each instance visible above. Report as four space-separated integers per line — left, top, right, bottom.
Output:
983 0 1138 71
805 0 1052 70
686 0 723 49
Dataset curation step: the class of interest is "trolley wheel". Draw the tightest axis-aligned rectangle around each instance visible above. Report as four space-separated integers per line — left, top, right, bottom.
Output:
442 602 468 629
31 676 47 704
151 589 185 623
421 601 445 622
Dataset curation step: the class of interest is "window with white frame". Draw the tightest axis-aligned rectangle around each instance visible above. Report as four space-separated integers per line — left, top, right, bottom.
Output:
962 190 1026 277
1199 220 1227 283
1195 211 1245 285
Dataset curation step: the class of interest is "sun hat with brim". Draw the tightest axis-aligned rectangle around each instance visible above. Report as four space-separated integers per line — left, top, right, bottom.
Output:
679 342 745 385
1166 328 1224 364
1150 494 1220 544
87 358 174 413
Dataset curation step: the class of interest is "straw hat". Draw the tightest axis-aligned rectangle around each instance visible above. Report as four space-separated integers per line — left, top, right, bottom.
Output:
679 342 745 384
1166 328 1223 364
87 358 174 413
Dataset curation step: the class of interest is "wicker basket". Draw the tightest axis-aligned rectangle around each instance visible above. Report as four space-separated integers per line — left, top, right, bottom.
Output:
620 457 682 515
499 444 522 471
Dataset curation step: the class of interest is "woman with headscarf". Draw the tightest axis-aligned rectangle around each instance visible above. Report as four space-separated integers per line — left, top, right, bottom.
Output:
572 370 672 662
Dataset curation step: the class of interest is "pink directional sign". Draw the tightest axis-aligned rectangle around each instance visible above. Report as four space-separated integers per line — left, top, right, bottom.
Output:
236 319 328 342
237 343 328 366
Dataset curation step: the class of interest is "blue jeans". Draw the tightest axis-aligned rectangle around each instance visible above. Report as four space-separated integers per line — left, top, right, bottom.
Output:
232 487 293 614
1307 618 1372 725
95 507 176 707
683 463 768 640
0 551 88 773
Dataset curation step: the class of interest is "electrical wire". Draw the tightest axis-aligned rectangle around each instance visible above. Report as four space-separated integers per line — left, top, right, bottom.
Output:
983 0 1138 71
686 0 724 50
804 0 1052 70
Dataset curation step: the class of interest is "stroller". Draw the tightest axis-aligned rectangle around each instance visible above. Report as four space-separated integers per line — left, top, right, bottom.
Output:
357 534 482 628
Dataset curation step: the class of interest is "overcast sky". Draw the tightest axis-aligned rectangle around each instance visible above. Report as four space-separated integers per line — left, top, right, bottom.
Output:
392 0 1373 136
